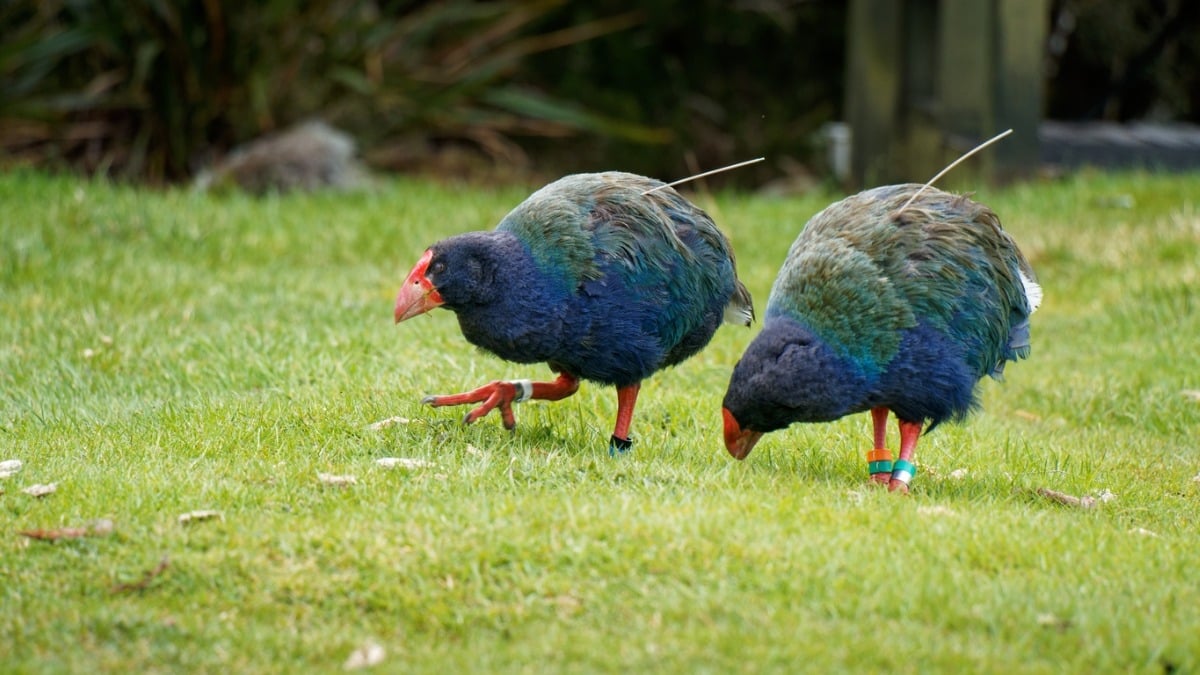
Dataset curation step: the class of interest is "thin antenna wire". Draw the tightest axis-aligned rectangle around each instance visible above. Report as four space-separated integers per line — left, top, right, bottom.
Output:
897 128 1014 212
642 157 766 195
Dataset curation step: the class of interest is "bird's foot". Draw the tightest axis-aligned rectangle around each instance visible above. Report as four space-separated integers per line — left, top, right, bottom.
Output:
869 472 892 486
866 449 893 487
422 379 532 430
609 435 633 456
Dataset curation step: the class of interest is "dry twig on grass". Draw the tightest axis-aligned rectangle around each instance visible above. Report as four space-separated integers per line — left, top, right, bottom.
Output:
111 556 170 594
20 527 88 541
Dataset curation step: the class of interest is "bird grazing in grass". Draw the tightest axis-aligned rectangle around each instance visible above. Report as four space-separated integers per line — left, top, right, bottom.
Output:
395 171 754 454
721 184 1041 492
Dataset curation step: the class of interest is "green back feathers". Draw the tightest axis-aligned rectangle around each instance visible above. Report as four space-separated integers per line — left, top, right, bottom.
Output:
497 172 718 291
768 184 1036 376
496 177 600 288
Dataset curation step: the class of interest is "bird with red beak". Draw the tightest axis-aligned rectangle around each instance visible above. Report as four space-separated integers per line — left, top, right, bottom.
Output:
392 172 753 454
719 183 1039 493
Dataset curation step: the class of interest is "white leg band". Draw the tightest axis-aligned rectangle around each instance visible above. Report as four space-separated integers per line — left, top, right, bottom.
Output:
511 379 533 403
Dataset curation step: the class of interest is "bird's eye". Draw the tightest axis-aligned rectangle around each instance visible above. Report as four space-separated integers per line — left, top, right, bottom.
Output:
430 261 446 275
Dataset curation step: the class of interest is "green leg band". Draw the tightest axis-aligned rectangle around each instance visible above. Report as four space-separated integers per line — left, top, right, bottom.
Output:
891 459 917 484
868 460 894 474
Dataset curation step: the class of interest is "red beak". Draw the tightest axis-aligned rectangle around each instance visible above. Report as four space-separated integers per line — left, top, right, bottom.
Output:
723 407 763 460
394 249 445 323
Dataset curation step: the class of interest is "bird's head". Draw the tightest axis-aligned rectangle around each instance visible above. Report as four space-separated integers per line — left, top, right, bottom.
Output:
394 233 507 323
720 324 799 460
721 317 865 460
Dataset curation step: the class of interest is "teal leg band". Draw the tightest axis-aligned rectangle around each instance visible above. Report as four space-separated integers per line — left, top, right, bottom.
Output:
868 460 894 474
891 459 917 484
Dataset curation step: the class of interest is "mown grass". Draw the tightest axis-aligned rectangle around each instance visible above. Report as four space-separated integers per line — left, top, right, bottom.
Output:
1 169 1198 673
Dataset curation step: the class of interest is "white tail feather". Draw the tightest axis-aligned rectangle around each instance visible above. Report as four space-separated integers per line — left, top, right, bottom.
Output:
1020 270 1043 313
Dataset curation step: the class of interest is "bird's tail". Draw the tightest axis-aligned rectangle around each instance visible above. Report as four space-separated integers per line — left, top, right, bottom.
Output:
724 281 755 327
1019 268 1043 313
995 268 1041 378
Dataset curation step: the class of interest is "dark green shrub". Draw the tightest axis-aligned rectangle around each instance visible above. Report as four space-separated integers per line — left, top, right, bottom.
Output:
0 0 657 182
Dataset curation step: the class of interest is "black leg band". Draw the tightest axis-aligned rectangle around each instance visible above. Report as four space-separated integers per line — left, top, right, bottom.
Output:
608 435 633 455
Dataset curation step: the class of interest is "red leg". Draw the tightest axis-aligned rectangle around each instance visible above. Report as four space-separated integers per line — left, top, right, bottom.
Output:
609 383 641 454
888 419 922 493
867 406 893 485
423 372 580 430
871 406 888 449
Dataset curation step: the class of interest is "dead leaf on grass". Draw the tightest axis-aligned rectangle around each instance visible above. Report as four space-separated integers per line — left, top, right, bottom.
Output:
1036 612 1072 632
0 459 22 479
1035 487 1116 509
1035 487 1096 509
23 518 116 540
343 641 385 670
319 472 357 486
375 457 435 470
111 556 170 594
20 527 88 541
948 468 969 480
367 416 411 430
1014 409 1042 422
178 510 223 525
551 594 583 618
1180 390 1200 402
90 518 115 535
22 483 56 498
1192 472 1200 484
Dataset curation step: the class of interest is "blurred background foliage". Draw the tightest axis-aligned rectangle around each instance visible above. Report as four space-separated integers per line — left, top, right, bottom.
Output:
0 0 1198 186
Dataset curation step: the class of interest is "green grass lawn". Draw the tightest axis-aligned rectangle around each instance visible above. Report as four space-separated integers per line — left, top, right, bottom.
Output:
2 168 1198 673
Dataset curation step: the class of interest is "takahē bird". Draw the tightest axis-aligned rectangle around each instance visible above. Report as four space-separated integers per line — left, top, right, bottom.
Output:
394 172 754 453
721 184 1041 492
